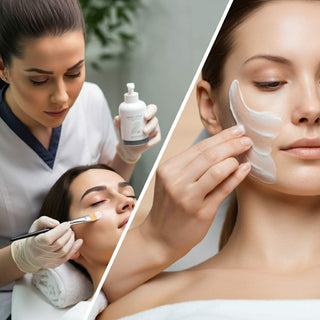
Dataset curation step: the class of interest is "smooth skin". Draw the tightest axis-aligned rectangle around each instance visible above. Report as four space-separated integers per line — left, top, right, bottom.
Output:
100 1 320 318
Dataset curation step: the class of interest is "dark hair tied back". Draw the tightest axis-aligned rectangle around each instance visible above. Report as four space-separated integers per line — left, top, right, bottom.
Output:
0 0 85 88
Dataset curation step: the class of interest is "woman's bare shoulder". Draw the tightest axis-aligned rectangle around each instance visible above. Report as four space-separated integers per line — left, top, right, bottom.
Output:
99 268 209 319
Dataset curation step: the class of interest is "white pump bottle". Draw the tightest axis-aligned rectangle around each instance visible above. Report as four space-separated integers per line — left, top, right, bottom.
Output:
119 83 149 146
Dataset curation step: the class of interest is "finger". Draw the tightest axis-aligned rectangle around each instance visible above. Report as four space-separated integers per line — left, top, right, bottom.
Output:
146 125 159 140
161 125 245 175
36 222 71 246
201 162 251 218
144 104 157 120
143 117 159 135
29 216 59 232
64 238 83 261
53 230 75 256
194 157 240 200
145 130 161 148
170 135 252 185
114 115 120 129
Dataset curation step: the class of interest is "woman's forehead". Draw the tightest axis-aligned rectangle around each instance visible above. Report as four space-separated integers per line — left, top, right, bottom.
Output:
70 169 125 197
14 31 85 69
222 1 320 81
232 1 320 55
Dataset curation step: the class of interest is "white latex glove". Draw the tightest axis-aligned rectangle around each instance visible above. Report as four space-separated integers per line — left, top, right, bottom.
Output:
115 104 161 163
11 216 83 273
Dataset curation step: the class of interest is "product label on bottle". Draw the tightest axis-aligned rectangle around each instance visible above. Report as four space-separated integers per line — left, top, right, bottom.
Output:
120 110 149 145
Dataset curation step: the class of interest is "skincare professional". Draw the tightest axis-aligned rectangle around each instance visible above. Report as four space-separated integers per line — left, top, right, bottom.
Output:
0 0 161 318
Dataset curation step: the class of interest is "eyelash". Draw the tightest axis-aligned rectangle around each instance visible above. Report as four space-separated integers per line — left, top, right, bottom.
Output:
30 72 81 86
90 196 136 207
91 200 106 207
254 81 284 90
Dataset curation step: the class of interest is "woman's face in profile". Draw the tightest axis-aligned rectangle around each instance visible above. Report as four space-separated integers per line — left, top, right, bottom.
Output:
215 0 320 195
68 169 136 264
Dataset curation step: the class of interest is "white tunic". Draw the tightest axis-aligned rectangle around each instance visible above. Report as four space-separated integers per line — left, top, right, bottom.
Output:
0 81 117 243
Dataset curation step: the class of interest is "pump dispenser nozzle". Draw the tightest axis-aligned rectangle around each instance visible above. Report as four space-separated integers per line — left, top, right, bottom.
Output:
124 82 139 103
127 83 135 94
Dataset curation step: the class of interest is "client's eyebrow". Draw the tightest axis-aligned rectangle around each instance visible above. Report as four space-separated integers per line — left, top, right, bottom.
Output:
244 54 292 66
118 182 132 188
24 59 85 74
81 185 107 200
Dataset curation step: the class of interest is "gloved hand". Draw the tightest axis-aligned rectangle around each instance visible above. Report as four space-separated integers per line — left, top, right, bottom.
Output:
11 216 83 273
115 104 161 163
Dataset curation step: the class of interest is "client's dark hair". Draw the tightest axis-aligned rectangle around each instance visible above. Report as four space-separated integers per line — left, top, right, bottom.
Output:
39 164 116 222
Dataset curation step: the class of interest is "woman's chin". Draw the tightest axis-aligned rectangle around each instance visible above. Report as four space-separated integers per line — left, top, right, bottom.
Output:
244 172 320 197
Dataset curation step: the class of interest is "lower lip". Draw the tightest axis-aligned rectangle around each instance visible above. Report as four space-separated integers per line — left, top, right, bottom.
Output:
119 217 129 229
44 109 68 118
282 147 320 159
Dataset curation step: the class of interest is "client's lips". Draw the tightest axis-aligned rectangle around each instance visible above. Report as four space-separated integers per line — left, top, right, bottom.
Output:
118 216 130 229
281 138 320 159
44 108 69 118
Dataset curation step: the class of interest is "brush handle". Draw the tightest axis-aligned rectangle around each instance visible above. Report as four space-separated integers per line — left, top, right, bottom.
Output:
10 228 52 241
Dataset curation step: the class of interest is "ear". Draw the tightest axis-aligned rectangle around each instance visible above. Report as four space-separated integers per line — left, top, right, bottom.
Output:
197 80 223 135
0 57 8 82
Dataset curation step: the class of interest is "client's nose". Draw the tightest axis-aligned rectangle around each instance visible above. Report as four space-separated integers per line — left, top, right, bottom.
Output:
116 195 135 213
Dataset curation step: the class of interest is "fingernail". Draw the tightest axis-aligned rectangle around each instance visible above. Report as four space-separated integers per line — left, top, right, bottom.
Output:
232 125 245 135
240 137 252 146
48 219 59 226
144 111 151 118
240 162 251 171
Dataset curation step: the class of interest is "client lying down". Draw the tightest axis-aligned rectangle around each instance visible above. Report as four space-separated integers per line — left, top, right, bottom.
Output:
32 164 135 318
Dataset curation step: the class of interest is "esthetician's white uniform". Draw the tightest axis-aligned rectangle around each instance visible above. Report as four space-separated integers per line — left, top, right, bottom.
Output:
0 81 117 319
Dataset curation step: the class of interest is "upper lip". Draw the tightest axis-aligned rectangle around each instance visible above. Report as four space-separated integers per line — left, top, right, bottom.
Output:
281 138 320 150
118 216 130 229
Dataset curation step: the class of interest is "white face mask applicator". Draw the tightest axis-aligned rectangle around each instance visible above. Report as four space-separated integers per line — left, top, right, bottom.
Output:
229 80 282 184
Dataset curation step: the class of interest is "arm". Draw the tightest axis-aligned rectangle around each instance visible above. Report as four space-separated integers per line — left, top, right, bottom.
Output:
107 152 135 182
104 126 252 302
100 271 186 319
0 246 24 287
0 217 82 287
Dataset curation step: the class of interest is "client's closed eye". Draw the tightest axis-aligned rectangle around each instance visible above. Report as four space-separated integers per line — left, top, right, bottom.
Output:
91 200 107 206
254 81 285 90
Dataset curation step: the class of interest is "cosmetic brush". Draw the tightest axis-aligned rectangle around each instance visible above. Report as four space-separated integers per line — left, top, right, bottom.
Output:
10 212 102 241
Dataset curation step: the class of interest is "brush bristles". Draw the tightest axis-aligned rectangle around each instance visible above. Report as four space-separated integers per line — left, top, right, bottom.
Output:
89 211 102 221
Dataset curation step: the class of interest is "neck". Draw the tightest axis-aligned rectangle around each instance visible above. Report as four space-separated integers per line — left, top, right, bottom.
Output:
219 179 320 272
84 261 107 293
5 86 52 149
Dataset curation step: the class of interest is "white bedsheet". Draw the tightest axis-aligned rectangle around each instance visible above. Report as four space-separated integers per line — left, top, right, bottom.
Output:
11 274 71 320
119 299 320 320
